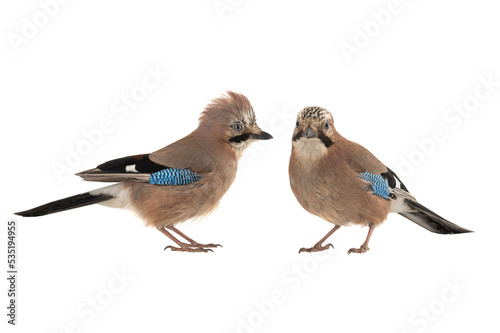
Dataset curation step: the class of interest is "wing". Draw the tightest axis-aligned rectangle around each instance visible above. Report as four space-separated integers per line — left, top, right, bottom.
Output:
76 154 204 186
359 167 415 201
149 134 214 174
345 141 414 201
342 141 470 232
77 134 213 185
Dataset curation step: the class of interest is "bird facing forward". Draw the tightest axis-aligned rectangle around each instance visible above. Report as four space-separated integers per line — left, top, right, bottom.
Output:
16 92 273 252
289 106 471 254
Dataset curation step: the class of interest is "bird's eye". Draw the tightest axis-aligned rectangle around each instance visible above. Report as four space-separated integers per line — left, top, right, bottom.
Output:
324 122 330 130
233 123 243 131
296 121 299 128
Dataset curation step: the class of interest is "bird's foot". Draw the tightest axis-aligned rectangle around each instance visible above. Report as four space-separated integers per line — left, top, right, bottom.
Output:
164 245 213 253
298 243 334 254
347 244 369 255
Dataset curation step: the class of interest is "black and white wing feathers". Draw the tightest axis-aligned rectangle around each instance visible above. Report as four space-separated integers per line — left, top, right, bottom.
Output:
76 154 165 182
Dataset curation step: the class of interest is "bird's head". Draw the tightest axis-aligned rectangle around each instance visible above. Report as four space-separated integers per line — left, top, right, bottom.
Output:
292 106 337 160
199 91 273 158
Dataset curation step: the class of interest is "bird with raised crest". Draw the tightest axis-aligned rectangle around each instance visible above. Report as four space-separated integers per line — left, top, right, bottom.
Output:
15 92 273 252
288 106 471 254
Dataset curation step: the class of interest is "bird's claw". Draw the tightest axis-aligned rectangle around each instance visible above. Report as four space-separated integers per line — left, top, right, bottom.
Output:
347 244 369 255
191 243 222 249
164 245 214 253
298 243 334 254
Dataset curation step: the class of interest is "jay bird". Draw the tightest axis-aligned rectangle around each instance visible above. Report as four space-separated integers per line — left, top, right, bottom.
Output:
289 106 471 254
15 91 272 252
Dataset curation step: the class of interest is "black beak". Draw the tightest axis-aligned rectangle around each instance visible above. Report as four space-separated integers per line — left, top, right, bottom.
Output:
304 127 318 138
251 131 273 140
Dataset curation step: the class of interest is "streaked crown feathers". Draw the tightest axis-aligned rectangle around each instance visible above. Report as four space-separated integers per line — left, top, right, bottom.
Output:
298 106 331 123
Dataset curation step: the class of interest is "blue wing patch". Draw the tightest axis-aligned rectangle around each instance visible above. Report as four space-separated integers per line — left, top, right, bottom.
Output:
360 172 390 199
149 168 203 186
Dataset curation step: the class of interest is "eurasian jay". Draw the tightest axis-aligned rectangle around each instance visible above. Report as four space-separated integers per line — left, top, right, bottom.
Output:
289 106 471 254
15 92 272 252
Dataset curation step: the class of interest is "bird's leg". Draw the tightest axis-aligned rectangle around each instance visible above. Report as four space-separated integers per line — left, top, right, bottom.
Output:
158 228 213 253
299 225 341 253
348 223 375 255
167 226 222 249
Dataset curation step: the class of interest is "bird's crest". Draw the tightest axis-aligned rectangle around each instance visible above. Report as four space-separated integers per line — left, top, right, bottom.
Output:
199 91 256 126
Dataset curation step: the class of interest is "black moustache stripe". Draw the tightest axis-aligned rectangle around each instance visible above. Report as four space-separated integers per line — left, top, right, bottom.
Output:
317 132 333 148
230 133 251 143
293 130 304 142
293 130 333 148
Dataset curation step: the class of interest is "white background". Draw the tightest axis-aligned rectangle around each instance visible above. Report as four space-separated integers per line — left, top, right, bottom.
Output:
1 1 499 332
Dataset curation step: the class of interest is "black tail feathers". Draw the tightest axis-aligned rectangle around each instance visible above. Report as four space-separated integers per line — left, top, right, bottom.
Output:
15 193 112 217
399 199 472 234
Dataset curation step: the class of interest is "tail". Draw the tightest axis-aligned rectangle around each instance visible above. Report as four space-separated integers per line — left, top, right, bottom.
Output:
398 199 472 234
15 192 113 217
